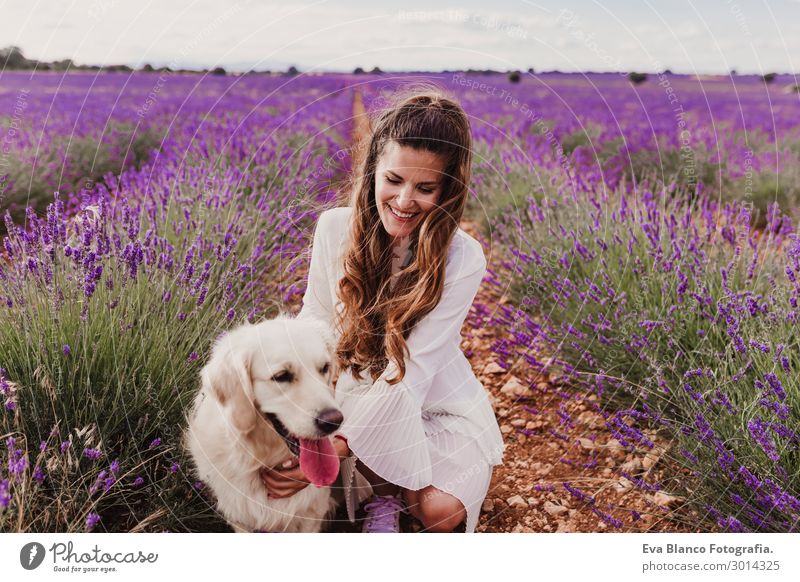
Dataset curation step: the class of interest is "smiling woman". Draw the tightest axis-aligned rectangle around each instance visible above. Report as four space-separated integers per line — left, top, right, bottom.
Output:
278 85 505 534
375 141 446 241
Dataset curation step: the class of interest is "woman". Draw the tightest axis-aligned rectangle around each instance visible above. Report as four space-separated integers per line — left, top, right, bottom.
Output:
262 85 505 533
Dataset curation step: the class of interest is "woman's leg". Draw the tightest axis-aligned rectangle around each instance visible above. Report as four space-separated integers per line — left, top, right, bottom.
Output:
410 485 466 533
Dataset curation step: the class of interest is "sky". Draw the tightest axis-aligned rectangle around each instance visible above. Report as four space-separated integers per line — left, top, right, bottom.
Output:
1 0 798 74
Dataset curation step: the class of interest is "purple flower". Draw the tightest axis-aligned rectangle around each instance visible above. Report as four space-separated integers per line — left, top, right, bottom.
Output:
62 344 71 356
763 373 786 401
132 476 145 487
592 507 623 528
60 441 72 454
110 459 120 474
83 447 103 461
170 462 179 474
33 465 45 484
563 482 595 504
0 479 9 508
747 417 780 462
86 512 101 531
148 438 161 449
188 352 199 362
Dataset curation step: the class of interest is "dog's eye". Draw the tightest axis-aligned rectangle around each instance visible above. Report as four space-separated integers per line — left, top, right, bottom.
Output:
271 371 294 383
321 363 330 375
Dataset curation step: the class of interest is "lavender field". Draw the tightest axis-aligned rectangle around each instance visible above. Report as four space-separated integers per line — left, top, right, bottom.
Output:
1 70 798 532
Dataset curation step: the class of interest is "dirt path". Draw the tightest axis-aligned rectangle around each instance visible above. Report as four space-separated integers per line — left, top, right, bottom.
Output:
337 89 699 533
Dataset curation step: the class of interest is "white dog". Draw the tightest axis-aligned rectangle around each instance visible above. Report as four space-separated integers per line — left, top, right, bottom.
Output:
184 315 344 533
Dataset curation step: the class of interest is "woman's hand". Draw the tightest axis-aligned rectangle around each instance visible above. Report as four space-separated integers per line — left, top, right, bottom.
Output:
260 436 350 499
260 457 310 499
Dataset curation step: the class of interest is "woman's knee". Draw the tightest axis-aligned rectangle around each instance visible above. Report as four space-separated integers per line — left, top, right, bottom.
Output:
417 487 466 533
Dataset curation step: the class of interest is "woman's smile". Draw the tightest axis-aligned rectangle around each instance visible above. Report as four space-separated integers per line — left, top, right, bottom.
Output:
374 140 446 240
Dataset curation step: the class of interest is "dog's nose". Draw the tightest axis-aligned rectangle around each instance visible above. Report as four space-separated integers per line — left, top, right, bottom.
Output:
315 408 343 435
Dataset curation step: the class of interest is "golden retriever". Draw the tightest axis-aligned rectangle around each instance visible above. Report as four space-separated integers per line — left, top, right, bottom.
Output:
184 314 343 532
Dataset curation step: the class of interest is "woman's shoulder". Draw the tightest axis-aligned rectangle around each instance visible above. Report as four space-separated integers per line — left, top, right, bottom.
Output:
449 228 487 274
318 206 352 234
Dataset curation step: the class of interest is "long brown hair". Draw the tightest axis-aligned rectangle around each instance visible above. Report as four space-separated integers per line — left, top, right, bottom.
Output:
334 82 473 385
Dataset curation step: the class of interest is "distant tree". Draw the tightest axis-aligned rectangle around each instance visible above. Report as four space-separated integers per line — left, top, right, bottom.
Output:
106 64 132 72
1 45 32 69
141 63 155 72
52 58 74 71
628 72 648 84
508 70 521 83
762 72 777 84
353 66 365 74
527 67 535 74
211 66 226 76
729 69 738 76
370 66 383 74
286 65 299 76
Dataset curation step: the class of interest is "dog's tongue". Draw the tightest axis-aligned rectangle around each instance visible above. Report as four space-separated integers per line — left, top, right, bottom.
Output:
298 438 339 487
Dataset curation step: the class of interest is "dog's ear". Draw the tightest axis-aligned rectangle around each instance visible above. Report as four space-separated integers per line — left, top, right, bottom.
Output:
201 342 259 434
311 320 339 383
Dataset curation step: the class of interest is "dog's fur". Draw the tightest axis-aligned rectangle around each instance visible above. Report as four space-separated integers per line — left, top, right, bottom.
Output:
184 314 342 533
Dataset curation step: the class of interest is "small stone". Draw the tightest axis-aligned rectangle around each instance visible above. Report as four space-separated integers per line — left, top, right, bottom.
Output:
484 362 505 374
500 377 528 397
527 497 538 506
597 520 607 529
482 498 495 512
578 438 596 450
500 425 513 435
621 458 642 473
605 438 625 451
555 520 574 532
507 495 528 508
525 421 537 430
643 452 660 470
543 501 569 516
653 491 683 507
511 418 526 427
614 478 634 493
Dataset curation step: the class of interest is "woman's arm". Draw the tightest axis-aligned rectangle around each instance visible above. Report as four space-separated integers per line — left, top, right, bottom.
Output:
295 211 335 326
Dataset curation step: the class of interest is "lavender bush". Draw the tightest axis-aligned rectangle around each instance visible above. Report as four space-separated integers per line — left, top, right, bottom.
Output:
0 72 354 531
490 178 799 532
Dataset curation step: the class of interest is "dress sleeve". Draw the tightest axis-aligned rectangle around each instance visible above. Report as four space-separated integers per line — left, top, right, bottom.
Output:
295 211 334 326
336 239 486 490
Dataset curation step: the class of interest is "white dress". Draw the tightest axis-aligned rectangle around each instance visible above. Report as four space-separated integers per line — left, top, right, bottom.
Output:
295 207 506 533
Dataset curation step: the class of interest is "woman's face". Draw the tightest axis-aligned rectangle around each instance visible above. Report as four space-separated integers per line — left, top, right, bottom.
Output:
374 140 446 241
